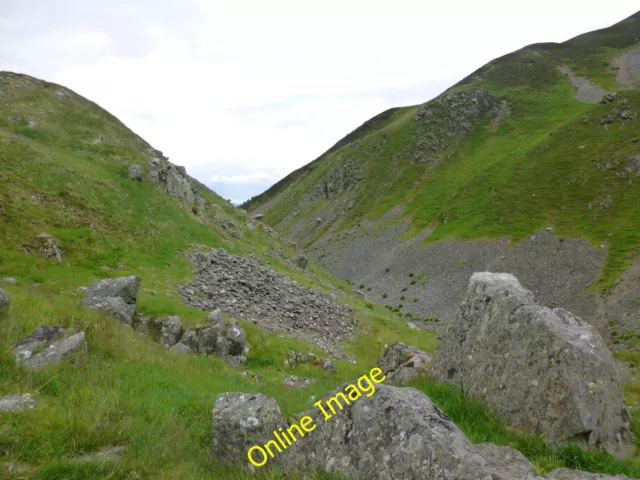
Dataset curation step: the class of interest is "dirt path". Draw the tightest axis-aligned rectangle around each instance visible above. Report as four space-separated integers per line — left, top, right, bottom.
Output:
557 65 609 103
611 47 640 88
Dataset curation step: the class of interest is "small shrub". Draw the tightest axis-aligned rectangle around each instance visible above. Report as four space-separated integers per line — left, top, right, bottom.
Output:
382 292 388 298
385 268 390 272
409 273 414 277
398 304 404 309
410 280 417 285
191 205 199 215
359 284 365 289
365 302 374 310
402 287 407 292
367 287 372 291
400 295 405 300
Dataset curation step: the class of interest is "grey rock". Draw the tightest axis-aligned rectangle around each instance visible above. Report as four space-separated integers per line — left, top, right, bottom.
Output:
178 330 199 352
601 92 619 104
212 392 287 468
283 375 316 389
376 342 432 385
252 213 264 221
16 331 87 372
432 272 634 458
74 446 126 463
160 316 182 348
0 287 10 312
322 359 335 372
206 308 223 325
128 164 143 182
2 277 17 285
83 296 132 324
198 325 223 355
294 254 308 271
226 323 246 355
82 276 140 324
169 342 194 355
0 394 36 412
283 383 537 479
35 233 63 262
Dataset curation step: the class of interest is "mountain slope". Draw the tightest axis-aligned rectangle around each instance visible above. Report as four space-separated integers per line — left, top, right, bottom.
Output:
244 12 640 343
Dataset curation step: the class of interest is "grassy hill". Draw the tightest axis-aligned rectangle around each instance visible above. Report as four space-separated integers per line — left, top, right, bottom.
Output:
243 11 640 293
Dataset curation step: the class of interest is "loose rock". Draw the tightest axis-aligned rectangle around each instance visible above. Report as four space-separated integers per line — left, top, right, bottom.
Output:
13 327 87 371
283 375 317 389
160 316 183 348
34 233 63 262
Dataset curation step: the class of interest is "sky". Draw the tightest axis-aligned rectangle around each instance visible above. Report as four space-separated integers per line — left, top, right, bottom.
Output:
1 1 638 204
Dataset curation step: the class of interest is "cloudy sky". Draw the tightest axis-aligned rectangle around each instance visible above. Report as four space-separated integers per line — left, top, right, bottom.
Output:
1 1 638 203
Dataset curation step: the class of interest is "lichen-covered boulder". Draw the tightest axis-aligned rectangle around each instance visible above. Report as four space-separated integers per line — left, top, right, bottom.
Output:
376 342 432 385
35 233 63 262
212 392 287 468
432 272 635 458
82 276 140 325
13 327 87 372
284 384 537 479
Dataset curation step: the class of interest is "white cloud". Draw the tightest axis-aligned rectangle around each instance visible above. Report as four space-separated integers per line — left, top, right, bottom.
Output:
1 1 638 201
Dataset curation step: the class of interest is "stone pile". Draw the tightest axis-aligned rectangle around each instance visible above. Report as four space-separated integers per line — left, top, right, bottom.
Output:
179 248 354 356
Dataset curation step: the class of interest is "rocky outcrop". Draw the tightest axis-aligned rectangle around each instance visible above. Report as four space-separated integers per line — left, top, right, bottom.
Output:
180 248 354 356
0 287 10 312
34 233 63 262
376 342 432 385
128 164 143 181
432 272 634 458
293 254 308 271
146 150 204 206
13 326 87 371
82 276 140 325
0 394 36 412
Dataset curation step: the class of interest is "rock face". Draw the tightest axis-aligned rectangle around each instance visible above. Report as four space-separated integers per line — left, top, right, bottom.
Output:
376 342 432 385
146 151 205 205
128 164 143 181
432 272 634 458
82 276 140 325
35 233 63 262
0 394 36 412
179 248 354 356
0 287 10 312
212 392 287 468
13 326 87 371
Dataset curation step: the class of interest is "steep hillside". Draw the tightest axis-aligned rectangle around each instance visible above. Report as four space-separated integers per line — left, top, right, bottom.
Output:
245 12 640 346
0 72 439 479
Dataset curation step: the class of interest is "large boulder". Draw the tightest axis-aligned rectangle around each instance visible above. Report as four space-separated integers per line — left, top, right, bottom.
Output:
432 272 635 458
82 276 140 325
13 327 87 372
0 287 10 312
376 342 432 385
212 392 287 469
213 383 538 479
293 255 308 271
